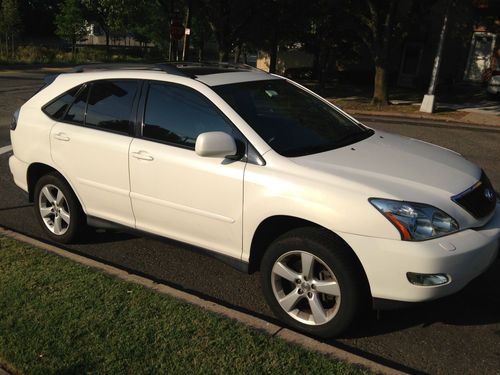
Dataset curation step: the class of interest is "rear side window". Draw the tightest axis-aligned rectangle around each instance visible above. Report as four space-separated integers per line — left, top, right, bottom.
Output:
43 85 82 120
64 85 89 124
44 79 138 135
85 80 138 134
143 83 234 148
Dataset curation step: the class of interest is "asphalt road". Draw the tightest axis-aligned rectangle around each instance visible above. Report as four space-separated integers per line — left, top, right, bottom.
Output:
1 69 500 375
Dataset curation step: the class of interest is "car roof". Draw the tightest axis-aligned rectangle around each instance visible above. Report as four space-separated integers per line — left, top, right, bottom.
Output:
70 62 279 87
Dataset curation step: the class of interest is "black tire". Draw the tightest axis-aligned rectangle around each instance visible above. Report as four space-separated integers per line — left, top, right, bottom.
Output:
33 172 86 243
260 227 369 338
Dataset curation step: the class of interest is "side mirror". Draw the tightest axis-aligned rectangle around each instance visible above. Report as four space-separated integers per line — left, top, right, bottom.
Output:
195 131 237 158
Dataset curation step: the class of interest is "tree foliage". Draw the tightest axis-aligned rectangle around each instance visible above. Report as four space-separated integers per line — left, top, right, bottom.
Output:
197 0 259 62
4 0 497 104
0 0 22 57
82 0 131 51
55 0 87 56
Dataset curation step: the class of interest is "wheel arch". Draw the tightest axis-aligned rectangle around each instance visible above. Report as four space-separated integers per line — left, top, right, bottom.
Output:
27 163 87 213
248 215 371 297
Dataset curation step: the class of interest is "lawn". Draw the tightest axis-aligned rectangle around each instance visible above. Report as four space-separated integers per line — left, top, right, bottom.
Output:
0 235 367 375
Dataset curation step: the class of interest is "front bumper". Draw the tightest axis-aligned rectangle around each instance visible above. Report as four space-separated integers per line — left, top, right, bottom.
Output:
340 203 500 302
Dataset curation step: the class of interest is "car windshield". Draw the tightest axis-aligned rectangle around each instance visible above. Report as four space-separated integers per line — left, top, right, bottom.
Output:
213 79 373 157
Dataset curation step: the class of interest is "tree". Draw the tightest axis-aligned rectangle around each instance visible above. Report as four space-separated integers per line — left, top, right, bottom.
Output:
189 11 213 61
303 1 347 88
82 0 131 54
198 0 258 62
1 0 22 57
345 0 402 106
249 0 312 73
0 3 4 56
55 0 88 57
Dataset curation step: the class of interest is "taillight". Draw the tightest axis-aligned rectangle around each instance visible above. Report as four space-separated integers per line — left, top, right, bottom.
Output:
10 108 19 131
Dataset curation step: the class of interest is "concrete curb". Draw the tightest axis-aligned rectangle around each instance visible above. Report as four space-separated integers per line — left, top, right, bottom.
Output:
0 227 407 375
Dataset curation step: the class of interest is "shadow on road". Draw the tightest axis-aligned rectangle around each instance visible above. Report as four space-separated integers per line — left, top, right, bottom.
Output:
31 225 500 336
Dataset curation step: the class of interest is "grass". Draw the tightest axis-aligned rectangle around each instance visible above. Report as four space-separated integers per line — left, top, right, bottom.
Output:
0 235 367 375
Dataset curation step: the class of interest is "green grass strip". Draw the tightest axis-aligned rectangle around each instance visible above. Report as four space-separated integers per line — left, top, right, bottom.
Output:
0 236 367 375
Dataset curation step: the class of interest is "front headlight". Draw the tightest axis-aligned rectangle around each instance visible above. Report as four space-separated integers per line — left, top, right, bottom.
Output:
370 198 459 241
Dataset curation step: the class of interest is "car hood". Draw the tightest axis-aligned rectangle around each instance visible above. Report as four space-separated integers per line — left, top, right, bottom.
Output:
292 130 481 198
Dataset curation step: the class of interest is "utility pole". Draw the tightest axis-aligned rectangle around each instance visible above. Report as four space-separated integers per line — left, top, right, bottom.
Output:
182 0 192 61
420 0 452 113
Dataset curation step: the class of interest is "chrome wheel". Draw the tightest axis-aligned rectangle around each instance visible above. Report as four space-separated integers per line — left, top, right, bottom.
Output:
271 250 341 326
38 184 71 235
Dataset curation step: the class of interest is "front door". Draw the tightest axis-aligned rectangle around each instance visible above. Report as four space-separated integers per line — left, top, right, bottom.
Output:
129 81 246 258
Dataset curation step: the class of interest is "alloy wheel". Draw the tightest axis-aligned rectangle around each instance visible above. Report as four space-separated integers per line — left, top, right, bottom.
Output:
38 184 71 235
271 250 341 326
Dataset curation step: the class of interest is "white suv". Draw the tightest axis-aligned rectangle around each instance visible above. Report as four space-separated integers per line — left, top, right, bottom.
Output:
9 63 500 337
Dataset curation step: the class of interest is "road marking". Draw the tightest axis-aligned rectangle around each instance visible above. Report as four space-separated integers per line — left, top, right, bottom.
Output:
0 226 405 375
0 145 13 155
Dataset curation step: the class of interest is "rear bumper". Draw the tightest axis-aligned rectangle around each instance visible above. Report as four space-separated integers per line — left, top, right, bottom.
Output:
8 155 29 192
340 203 500 302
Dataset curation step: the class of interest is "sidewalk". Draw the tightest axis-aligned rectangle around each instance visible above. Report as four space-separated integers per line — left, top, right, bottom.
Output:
304 81 499 127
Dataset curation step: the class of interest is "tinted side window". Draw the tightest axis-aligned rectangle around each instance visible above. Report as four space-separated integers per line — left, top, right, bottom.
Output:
85 80 138 134
143 83 234 148
64 85 89 124
43 85 81 120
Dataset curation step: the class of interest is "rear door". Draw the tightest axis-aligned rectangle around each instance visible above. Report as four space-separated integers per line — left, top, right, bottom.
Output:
49 79 140 227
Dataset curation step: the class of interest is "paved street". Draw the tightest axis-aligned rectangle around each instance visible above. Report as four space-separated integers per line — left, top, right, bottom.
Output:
1 69 500 375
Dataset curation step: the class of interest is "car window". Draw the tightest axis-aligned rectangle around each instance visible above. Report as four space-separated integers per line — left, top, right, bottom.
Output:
85 80 138 134
43 85 82 120
143 83 234 148
64 85 89 124
214 80 372 157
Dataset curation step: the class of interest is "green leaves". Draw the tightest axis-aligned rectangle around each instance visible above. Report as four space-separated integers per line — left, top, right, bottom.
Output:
55 0 87 48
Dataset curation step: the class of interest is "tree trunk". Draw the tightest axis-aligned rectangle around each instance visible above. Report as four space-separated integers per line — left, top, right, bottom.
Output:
218 44 230 62
372 64 388 107
269 31 278 73
105 31 110 57
234 44 241 63
198 33 204 61
11 32 14 58
318 45 331 90
182 0 192 61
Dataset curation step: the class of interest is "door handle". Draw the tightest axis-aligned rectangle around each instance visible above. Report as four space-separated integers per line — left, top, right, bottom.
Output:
131 150 154 161
54 132 70 141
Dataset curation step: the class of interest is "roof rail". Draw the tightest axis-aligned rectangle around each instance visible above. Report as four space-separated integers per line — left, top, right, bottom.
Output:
71 61 266 78
71 63 191 77
173 61 263 72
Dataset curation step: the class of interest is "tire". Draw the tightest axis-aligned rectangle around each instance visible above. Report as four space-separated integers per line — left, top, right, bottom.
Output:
260 227 368 338
33 172 86 243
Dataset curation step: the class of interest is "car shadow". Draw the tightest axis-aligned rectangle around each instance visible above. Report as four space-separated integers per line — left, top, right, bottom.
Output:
9 224 496 375
67 227 500 336
337 259 500 340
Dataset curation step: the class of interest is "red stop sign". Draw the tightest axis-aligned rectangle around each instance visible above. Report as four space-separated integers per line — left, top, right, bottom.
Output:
170 24 185 40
